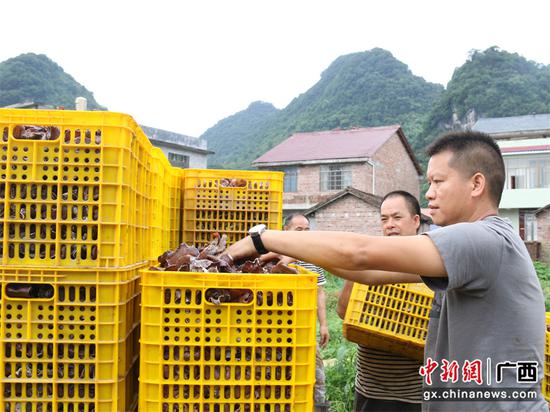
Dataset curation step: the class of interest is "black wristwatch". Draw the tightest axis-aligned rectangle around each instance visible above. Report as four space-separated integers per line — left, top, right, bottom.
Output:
248 224 269 255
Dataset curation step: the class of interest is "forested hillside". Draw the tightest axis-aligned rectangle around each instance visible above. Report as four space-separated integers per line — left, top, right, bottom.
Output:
203 101 279 169
0 53 105 110
204 48 444 169
203 47 550 170
2 48 549 172
417 47 550 151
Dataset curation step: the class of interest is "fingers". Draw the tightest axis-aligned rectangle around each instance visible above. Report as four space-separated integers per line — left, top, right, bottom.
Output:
319 330 330 348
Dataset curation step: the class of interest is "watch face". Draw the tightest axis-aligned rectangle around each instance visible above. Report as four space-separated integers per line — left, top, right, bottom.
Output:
249 224 267 234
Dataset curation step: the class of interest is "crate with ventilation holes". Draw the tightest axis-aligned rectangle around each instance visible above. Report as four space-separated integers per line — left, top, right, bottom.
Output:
149 148 182 262
139 266 317 412
180 169 283 247
343 282 434 361
0 263 146 411
0 109 154 268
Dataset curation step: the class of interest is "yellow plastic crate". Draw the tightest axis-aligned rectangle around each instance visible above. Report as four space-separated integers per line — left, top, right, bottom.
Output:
0 263 146 411
150 148 171 260
2 357 139 412
123 358 140 412
167 167 182 251
543 313 550 402
139 267 317 412
0 330 139 412
181 169 283 246
343 282 434 361
0 108 154 267
150 148 181 261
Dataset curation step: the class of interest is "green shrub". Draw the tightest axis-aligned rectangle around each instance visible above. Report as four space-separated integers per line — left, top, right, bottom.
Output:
325 345 357 412
535 261 550 311
321 272 356 410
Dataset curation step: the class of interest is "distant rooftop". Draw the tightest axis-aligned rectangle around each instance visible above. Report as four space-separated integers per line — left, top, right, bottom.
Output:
253 125 422 174
2 103 213 154
4 101 56 109
472 113 550 135
139 125 212 154
497 137 550 155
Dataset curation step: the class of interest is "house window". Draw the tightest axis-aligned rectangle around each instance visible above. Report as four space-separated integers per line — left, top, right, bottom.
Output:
320 164 352 191
282 167 298 192
519 209 537 241
168 152 190 168
504 155 550 189
273 167 297 192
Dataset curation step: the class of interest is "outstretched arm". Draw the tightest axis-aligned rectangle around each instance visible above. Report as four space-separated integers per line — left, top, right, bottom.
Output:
226 230 446 279
327 267 422 286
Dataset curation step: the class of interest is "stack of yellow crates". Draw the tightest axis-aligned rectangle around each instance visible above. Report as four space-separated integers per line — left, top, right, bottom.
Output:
0 108 158 411
139 168 318 411
0 108 318 411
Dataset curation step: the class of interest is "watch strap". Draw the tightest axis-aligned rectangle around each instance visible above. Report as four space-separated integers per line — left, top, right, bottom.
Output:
250 231 269 255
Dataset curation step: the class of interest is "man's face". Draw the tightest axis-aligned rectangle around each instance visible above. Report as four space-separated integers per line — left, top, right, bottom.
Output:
380 196 419 237
284 215 310 231
425 150 472 226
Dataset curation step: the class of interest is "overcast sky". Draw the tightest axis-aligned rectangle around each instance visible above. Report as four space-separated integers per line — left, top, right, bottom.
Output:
2 0 549 137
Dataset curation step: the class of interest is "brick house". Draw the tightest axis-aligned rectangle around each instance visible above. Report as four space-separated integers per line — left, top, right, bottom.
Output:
253 126 423 214
536 204 550 263
302 187 433 235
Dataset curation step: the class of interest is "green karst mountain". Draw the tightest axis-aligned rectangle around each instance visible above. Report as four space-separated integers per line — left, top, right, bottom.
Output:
203 47 550 170
204 48 444 169
418 46 550 151
0 53 105 110
203 101 280 169
1 48 549 173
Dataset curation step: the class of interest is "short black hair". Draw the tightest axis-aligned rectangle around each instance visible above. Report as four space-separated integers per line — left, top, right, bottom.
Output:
283 213 309 227
381 190 420 218
426 131 505 205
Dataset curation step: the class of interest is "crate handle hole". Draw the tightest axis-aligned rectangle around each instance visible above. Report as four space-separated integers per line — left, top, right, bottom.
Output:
205 288 254 305
13 125 60 141
6 283 54 299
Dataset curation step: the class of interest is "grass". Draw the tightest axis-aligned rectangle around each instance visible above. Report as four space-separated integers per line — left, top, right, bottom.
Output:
535 261 550 310
320 272 356 411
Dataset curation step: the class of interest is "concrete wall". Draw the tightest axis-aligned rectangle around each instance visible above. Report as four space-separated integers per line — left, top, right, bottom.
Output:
372 133 421 199
499 188 550 209
499 209 519 233
155 145 208 169
309 195 382 235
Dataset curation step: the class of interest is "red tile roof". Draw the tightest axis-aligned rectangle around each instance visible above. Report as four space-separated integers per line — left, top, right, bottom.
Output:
303 187 383 216
253 125 422 175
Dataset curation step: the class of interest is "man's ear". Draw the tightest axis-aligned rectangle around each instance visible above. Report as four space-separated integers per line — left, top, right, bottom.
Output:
414 214 421 230
471 172 486 198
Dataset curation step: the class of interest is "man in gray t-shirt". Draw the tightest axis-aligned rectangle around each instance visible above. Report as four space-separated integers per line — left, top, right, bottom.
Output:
226 131 547 411
421 216 545 411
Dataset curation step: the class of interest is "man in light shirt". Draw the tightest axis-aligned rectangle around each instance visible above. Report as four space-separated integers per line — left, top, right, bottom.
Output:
337 190 423 411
